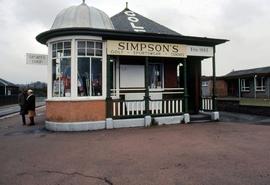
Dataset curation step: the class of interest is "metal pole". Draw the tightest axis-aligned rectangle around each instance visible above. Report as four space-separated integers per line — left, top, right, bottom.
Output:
144 56 150 115
212 46 217 111
183 58 188 113
254 75 257 99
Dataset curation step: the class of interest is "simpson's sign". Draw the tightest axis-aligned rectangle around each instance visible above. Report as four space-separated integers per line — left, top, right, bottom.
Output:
107 40 187 58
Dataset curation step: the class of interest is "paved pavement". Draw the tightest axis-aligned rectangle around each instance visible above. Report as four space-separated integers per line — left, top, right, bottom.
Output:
0 109 270 185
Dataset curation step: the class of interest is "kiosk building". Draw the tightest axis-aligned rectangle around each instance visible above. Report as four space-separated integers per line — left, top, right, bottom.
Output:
36 1 228 131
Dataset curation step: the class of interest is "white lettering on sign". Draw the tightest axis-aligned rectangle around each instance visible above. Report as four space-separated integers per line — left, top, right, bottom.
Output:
187 45 213 57
124 10 146 32
107 40 187 58
26 53 48 65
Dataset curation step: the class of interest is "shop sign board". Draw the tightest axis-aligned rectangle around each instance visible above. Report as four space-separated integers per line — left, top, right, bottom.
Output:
26 53 48 65
107 40 187 58
187 45 213 57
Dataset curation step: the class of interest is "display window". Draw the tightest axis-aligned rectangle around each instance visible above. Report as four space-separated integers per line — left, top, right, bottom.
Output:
149 63 163 89
52 41 71 97
77 40 103 97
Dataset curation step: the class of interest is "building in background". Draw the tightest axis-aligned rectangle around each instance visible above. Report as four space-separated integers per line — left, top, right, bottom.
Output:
0 78 19 106
36 1 228 131
201 66 270 99
224 66 270 99
201 76 227 97
0 78 19 96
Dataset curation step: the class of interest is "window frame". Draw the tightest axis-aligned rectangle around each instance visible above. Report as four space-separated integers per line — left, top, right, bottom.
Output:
256 77 266 92
240 79 250 92
47 36 106 101
51 40 72 98
75 39 105 99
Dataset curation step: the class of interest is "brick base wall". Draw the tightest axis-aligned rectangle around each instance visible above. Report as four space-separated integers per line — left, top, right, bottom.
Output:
46 100 106 122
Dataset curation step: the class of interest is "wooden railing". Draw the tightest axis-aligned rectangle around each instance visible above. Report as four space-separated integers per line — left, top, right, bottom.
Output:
149 99 183 115
110 88 184 118
201 97 213 111
112 99 145 118
112 98 184 118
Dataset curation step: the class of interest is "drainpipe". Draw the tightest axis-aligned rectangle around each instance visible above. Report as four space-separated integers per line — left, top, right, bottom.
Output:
238 78 241 98
254 75 257 99
266 77 270 99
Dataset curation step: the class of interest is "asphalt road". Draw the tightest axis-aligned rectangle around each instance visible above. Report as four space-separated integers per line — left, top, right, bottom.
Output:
0 108 270 185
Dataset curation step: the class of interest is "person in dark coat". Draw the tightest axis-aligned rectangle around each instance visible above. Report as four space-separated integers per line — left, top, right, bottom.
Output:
18 89 28 125
26 89 36 126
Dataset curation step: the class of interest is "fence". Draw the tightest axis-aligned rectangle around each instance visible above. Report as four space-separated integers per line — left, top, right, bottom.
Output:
0 95 18 106
201 97 213 111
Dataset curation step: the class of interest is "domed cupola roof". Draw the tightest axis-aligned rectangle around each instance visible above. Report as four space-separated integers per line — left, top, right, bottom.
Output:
51 2 114 30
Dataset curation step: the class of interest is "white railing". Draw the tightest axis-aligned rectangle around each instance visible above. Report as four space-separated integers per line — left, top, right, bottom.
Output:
112 99 183 118
201 97 213 111
112 100 145 117
150 99 183 115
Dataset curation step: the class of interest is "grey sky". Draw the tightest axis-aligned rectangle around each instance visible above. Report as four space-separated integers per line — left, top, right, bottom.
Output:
0 0 269 83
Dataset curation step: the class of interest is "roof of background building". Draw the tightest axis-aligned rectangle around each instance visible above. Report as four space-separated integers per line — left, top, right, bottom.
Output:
111 8 181 36
225 66 270 78
0 78 17 87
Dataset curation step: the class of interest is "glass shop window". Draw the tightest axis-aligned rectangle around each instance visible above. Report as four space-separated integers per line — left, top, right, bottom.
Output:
77 40 103 97
149 64 163 89
52 41 71 97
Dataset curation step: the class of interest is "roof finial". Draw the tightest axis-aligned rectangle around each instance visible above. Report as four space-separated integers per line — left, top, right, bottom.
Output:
126 2 128 9
82 0 86 4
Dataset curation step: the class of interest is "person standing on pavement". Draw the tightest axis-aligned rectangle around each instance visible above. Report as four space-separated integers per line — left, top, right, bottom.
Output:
26 89 36 126
18 89 28 125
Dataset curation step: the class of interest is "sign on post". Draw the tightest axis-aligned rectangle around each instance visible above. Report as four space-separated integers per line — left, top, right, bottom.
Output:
26 53 48 65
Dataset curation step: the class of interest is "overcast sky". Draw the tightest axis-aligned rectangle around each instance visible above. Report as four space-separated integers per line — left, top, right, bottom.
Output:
0 0 269 84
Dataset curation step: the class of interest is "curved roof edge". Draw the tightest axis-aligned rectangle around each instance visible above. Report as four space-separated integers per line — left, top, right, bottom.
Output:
36 27 229 46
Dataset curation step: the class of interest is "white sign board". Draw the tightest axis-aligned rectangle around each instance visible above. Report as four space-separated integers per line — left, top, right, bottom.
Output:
187 45 213 57
107 40 187 58
26 53 48 65
120 65 145 88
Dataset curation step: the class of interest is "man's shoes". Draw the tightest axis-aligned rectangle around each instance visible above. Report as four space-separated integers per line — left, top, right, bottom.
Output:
28 123 35 126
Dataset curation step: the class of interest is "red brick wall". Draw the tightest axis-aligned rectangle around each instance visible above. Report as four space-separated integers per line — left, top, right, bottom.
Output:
216 80 228 97
46 100 106 122
164 63 178 88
